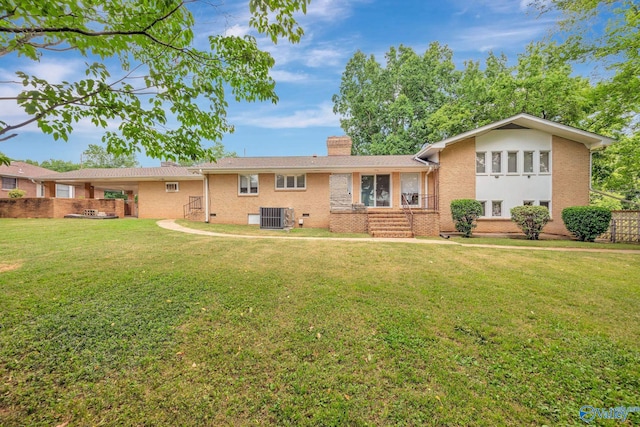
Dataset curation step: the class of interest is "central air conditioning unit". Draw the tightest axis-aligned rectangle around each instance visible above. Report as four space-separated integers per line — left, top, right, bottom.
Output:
260 207 294 229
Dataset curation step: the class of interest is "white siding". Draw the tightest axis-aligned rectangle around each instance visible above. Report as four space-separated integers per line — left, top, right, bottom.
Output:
476 129 552 218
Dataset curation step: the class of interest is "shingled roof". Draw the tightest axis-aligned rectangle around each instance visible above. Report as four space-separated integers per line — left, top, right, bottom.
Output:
193 155 433 173
39 166 198 181
0 161 58 178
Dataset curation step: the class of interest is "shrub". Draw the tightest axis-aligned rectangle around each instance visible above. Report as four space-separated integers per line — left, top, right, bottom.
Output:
561 206 612 242
8 189 26 198
510 205 550 240
450 199 483 237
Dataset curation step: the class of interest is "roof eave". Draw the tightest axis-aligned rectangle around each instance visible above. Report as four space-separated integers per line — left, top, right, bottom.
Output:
415 113 616 158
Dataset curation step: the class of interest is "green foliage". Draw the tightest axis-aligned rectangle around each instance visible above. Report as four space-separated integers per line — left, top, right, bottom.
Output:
7 188 26 198
537 0 640 202
104 190 127 200
39 159 81 172
510 205 551 240
82 144 138 168
561 206 612 242
0 0 309 163
332 43 459 155
590 192 623 211
333 42 595 155
450 199 483 237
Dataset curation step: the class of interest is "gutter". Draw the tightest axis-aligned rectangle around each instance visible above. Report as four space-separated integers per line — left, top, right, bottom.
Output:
413 156 438 173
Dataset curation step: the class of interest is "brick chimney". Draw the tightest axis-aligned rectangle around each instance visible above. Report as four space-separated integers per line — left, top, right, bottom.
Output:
326 136 352 156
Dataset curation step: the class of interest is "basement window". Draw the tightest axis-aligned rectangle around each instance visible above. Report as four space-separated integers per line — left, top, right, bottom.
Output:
165 182 179 192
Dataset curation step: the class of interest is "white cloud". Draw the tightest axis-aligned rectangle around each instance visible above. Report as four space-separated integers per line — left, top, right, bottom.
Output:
24 59 84 84
233 102 338 128
270 69 310 83
303 47 346 68
451 17 556 53
224 24 251 38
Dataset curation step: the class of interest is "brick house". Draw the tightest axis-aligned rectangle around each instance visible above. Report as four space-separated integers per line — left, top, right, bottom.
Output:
0 161 54 198
13 114 613 236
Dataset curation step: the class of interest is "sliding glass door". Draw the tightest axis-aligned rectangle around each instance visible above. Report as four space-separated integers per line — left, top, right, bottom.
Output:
361 174 390 207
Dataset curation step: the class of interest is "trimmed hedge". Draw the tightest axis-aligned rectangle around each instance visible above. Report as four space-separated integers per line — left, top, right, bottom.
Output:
561 206 612 242
450 199 482 237
510 205 550 240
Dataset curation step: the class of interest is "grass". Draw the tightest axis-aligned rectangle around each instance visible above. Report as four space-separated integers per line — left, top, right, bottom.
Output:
176 219 370 238
448 235 640 250
1 218 639 426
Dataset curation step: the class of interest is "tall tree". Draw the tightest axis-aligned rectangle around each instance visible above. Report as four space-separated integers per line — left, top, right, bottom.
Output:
0 0 309 165
82 144 138 168
23 158 80 171
335 42 594 154
535 0 640 198
333 43 459 155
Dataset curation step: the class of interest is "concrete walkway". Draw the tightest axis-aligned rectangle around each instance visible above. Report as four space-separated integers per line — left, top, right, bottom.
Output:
157 219 640 254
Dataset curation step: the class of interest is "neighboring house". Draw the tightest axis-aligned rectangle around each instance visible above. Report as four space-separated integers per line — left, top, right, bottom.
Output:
0 161 54 198
4 114 614 236
38 164 202 218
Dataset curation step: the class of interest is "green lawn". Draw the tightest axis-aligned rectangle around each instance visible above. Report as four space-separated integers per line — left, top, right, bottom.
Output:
176 219 370 238
1 219 639 426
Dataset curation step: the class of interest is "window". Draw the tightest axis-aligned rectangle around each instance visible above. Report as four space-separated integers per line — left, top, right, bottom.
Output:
523 200 534 206
540 200 550 210
523 151 534 174
36 183 44 198
507 152 518 173
491 152 502 174
2 177 17 190
492 201 502 217
55 184 74 198
476 152 486 174
400 173 419 206
276 174 306 190
165 182 179 192
361 174 390 207
539 151 550 173
239 174 258 195
478 201 486 217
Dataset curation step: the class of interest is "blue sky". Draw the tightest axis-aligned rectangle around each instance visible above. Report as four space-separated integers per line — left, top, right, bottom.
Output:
1 0 560 166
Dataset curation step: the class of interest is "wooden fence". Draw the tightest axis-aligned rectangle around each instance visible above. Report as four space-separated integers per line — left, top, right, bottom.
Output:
602 210 640 243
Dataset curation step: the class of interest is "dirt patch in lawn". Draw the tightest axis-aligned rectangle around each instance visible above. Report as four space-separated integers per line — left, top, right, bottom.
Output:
0 262 22 273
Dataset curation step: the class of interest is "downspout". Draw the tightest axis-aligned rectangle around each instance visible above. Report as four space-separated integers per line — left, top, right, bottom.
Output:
202 171 210 223
413 155 439 208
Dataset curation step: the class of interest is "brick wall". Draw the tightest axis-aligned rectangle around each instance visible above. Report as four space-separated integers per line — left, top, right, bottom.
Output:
549 136 590 235
412 211 440 236
0 198 124 218
138 180 203 219
475 219 521 233
208 173 331 228
438 137 476 232
329 211 368 233
0 177 39 198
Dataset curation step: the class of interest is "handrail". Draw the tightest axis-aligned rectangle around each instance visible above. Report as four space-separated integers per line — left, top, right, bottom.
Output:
401 194 414 232
183 196 203 219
